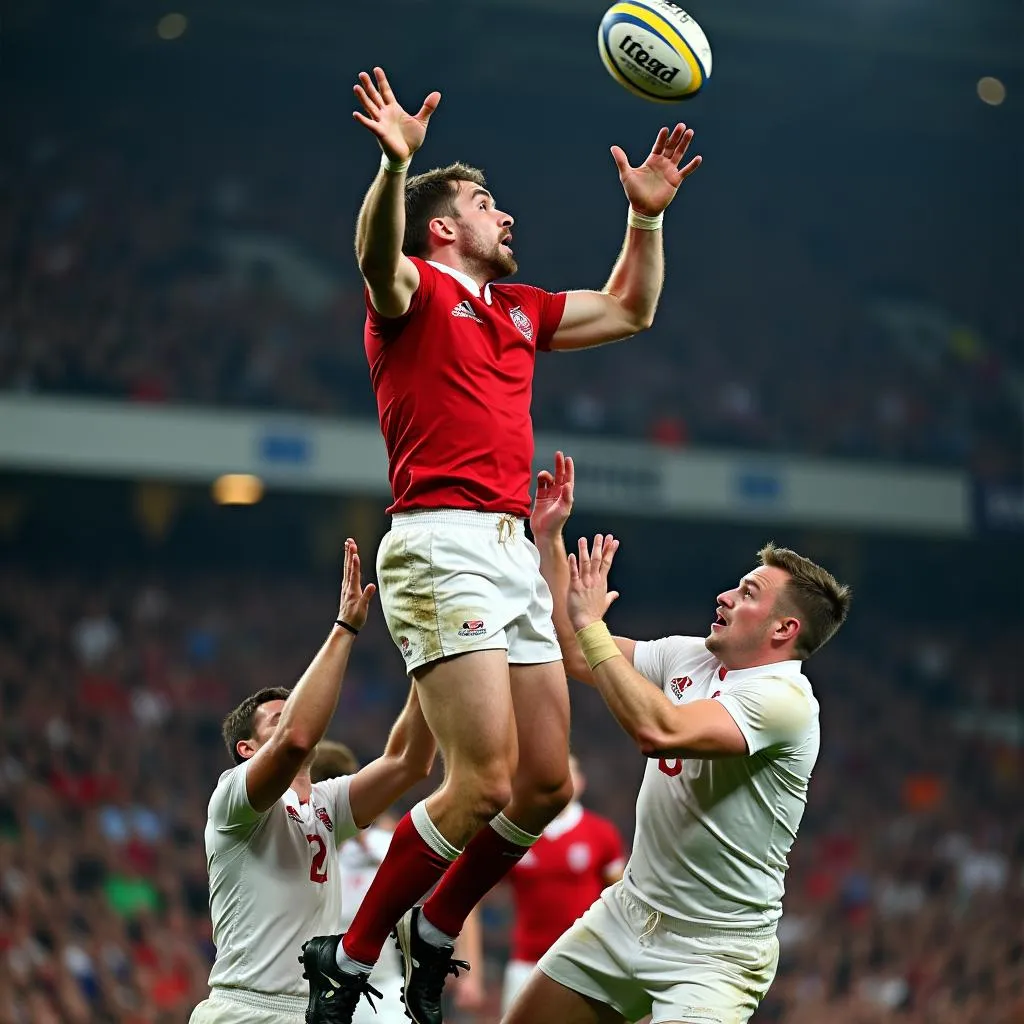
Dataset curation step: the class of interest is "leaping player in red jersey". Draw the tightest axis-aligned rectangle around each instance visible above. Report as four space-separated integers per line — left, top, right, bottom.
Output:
301 66 701 1024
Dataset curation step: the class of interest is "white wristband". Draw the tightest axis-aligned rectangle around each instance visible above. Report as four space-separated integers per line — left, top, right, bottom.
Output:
380 152 411 174
628 208 664 231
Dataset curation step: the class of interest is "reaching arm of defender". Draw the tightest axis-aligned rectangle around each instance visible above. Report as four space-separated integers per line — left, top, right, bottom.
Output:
530 452 635 685
352 66 440 318
550 125 701 351
567 535 747 758
347 683 437 828
245 541 377 812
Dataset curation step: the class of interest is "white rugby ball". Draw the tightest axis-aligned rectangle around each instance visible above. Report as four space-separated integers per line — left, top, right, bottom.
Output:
598 1 712 102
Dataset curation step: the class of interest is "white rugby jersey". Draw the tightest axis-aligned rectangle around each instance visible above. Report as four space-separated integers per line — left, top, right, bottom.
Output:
205 763 360 996
338 827 403 983
624 635 819 931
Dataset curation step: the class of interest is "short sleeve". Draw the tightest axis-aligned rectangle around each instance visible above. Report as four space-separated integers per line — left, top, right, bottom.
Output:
533 288 568 352
208 765 263 834
630 638 670 684
365 256 437 342
714 676 816 755
311 775 361 848
631 635 706 686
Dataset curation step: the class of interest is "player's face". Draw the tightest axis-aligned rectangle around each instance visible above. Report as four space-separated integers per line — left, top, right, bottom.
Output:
453 181 517 279
705 565 795 666
250 699 287 750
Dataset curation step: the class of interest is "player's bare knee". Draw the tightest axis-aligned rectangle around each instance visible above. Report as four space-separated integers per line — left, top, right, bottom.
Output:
517 768 573 817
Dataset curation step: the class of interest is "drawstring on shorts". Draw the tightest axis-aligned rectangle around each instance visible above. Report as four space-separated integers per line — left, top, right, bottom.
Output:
497 513 517 545
639 909 661 941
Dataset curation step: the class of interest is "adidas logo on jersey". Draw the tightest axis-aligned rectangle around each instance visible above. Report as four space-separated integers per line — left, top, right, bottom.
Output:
451 300 483 323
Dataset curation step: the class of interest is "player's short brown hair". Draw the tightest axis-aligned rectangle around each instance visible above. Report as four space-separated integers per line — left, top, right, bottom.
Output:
311 740 361 783
221 687 291 766
758 542 852 659
403 162 487 258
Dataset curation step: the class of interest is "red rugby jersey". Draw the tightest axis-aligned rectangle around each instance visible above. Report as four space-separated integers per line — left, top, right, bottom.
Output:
507 803 626 962
364 258 566 517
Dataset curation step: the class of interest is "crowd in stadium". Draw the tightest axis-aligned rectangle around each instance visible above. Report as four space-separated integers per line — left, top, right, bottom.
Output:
0 567 1019 1024
1 100 1020 478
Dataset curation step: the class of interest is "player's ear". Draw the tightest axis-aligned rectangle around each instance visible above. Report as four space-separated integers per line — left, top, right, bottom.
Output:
237 737 257 761
775 615 800 645
428 216 457 246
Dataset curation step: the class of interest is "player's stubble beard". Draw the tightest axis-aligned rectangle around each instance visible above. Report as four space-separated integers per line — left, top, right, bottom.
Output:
461 225 518 281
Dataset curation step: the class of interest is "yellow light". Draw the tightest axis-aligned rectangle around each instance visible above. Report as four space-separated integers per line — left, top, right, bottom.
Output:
212 474 264 505
977 77 1006 106
157 13 188 41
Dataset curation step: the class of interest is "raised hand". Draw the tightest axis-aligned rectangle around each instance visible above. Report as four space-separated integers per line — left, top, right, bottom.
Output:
611 123 701 217
337 538 377 631
352 66 440 164
530 450 575 541
567 534 621 632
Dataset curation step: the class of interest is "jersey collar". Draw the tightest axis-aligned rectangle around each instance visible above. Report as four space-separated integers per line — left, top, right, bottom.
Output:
426 260 493 305
716 658 804 686
543 800 583 839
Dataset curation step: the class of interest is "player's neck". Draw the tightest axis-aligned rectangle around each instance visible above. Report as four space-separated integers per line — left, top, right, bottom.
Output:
722 648 799 672
290 772 312 803
426 252 493 291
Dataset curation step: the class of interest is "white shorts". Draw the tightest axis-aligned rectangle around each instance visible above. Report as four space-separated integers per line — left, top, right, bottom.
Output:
538 884 780 1024
189 989 305 1024
502 959 538 1014
376 509 560 674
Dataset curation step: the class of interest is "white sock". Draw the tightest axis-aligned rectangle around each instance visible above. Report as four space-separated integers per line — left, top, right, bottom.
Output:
335 945 374 976
416 908 457 948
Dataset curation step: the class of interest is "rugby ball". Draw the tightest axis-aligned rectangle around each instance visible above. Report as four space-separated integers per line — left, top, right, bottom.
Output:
598 1 712 102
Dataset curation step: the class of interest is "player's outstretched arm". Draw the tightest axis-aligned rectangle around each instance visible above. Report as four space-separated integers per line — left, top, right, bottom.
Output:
347 683 437 828
549 124 700 352
568 535 747 759
245 540 376 812
352 66 439 318
530 451 634 684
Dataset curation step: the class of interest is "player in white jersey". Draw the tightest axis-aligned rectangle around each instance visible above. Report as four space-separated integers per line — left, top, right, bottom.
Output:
504 453 852 1024
311 741 407 1024
189 540 436 1024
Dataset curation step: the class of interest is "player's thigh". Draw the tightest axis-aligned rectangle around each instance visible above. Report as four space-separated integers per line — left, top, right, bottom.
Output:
645 932 780 1024
414 649 515 776
509 659 570 793
531 888 652 1024
503 968 627 1024
376 518 521 673
502 959 538 1015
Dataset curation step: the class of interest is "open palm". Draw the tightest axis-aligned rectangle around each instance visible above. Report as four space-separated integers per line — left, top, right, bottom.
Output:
613 123 701 217
353 66 440 163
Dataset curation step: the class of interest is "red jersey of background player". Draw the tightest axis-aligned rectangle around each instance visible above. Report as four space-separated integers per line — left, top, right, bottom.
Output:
507 800 626 963
364 257 566 517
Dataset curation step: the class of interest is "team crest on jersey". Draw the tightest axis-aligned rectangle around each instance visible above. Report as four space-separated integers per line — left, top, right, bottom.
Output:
315 807 334 832
285 805 303 825
567 842 592 873
669 677 694 701
508 306 534 341
458 619 486 637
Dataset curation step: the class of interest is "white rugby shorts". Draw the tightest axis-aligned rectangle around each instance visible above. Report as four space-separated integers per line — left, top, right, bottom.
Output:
189 989 305 1024
538 883 780 1024
376 509 560 674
